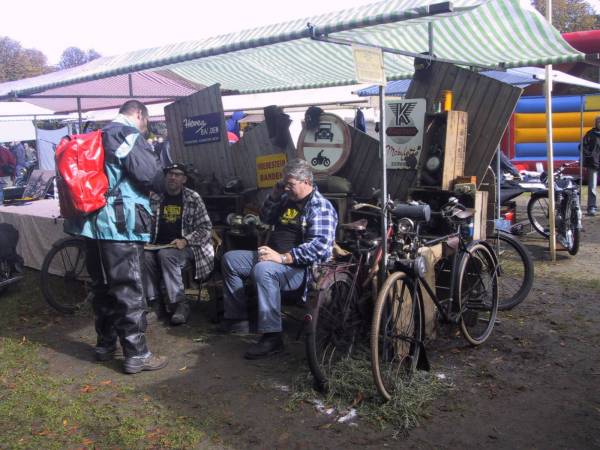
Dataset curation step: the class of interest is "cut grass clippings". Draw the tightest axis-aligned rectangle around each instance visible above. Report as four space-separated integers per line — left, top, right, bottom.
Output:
289 356 448 438
0 336 204 450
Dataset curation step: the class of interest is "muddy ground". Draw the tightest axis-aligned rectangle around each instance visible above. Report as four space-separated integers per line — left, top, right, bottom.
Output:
2 198 600 449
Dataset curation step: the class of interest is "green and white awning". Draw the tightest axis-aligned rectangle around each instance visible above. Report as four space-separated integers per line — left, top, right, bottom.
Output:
0 0 583 107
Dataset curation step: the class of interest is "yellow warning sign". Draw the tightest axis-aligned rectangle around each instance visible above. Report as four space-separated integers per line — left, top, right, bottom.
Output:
256 153 287 188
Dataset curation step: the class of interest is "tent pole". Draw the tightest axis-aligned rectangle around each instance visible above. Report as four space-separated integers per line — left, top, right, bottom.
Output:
379 85 388 289
497 146 501 223
579 95 584 195
428 22 434 55
545 0 556 262
77 97 83 133
34 115 39 169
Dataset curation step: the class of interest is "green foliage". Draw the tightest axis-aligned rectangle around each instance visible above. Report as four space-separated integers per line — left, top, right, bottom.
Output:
532 0 599 32
0 36 53 82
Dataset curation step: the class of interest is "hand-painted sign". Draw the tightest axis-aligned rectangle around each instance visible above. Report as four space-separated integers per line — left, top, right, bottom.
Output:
385 99 426 169
182 112 222 145
256 153 288 188
297 113 351 175
352 44 385 85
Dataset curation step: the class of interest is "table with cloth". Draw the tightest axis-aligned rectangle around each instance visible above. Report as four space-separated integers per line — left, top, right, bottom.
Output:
0 199 68 270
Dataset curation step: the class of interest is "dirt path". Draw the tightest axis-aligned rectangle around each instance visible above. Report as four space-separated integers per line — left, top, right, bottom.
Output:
2 207 600 449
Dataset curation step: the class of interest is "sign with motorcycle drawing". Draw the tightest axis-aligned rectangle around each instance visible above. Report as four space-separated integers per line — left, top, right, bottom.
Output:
385 98 426 169
297 113 351 175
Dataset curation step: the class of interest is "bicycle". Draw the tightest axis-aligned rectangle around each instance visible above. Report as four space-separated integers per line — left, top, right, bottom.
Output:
370 198 499 400
304 201 393 390
40 236 92 314
527 162 582 256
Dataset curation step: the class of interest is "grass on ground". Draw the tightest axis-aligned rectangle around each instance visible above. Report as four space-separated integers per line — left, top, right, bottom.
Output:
289 356 448 438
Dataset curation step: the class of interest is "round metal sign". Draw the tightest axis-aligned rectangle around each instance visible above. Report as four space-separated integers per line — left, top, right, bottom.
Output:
297 113 352 175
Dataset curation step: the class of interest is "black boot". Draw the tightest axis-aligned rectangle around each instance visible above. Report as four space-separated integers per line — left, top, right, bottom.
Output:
244 332 284 359
170 301 190 325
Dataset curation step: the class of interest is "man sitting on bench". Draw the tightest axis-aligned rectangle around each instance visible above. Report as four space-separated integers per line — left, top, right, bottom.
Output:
144 163 213 325
219 158 338 359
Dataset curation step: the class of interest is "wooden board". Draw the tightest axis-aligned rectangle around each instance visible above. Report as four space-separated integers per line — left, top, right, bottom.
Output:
441 111 467 190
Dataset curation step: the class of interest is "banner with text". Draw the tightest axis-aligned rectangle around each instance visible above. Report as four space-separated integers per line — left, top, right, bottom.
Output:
256 153 287 188
182 112 222 145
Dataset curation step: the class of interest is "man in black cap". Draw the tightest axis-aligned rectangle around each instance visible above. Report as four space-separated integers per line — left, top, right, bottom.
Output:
143 163 214 325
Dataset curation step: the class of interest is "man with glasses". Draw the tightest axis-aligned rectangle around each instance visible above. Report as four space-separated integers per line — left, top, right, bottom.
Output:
143 163 213 325
67 100 168 374
219 158 338 359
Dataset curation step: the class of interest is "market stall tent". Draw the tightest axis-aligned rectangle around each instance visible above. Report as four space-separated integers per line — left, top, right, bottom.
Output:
0 0 583 112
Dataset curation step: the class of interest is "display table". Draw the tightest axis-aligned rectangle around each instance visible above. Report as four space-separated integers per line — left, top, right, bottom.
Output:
0 199 68 270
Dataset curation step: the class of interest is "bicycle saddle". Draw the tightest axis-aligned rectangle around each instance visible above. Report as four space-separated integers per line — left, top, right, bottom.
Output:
452 208 475 221
340 219 368 231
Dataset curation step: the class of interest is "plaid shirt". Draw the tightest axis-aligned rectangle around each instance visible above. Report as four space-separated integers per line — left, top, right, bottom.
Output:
260 187 338 266
150 188 214 280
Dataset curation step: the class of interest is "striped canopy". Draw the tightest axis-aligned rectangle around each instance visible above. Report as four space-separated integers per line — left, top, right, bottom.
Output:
0 0 583 110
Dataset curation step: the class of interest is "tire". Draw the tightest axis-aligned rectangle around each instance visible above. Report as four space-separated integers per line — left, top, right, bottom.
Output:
456 242 499 346
564 198 580 256
305 270 364 390
311 157 319 166
370 271 422 401
323 158 331 167
487 231 534 311
527 192 550 238
41 237 91 314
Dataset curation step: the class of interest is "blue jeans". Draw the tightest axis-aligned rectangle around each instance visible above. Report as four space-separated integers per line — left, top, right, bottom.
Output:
221 250 305 333
588 168 598 211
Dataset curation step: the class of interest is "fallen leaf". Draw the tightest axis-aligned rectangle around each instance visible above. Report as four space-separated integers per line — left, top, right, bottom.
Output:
80 384 95 394
63 419 68 427
81 438 94 446
350 392 365 408
99 380 112 385
179 365 187 371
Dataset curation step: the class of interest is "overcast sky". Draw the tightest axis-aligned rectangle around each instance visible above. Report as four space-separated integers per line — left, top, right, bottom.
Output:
3 0 375 64
3 0 600 65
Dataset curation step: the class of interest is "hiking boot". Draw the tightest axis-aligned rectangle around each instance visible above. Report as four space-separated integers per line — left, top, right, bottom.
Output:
123 353 168 374
216 319 250 334
94 344 117 362
244 333 284 360
170 302 191 325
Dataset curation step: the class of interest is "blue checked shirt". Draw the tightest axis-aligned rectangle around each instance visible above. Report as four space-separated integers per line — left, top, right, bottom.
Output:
260 187 338 266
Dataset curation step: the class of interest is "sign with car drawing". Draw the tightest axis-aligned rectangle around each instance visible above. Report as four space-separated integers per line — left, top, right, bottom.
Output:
385 99 426 169
297 113 351 175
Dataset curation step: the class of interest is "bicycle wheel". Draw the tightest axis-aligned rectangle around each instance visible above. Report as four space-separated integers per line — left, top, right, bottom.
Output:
563 198 580 256
488 231 534 311
371 271 422 401
455 242 498 346
527 192 550 238
305 270 364 390
41 237 91 314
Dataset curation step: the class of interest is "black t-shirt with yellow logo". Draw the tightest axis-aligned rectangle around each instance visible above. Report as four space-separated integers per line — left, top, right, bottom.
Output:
156 192 183 244
269 197 308 254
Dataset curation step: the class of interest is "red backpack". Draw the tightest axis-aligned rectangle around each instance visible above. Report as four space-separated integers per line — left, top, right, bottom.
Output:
55 130 109 219
0 145 16 177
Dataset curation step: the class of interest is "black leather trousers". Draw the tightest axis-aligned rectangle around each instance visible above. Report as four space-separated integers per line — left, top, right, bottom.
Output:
85 239 148 358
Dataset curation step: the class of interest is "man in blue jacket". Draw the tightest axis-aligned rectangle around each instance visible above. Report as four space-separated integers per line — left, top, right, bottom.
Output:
219 158 338 359
67 100 167 374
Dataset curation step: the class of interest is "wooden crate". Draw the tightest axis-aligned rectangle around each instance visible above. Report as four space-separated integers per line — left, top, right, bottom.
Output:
417 110 468 191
